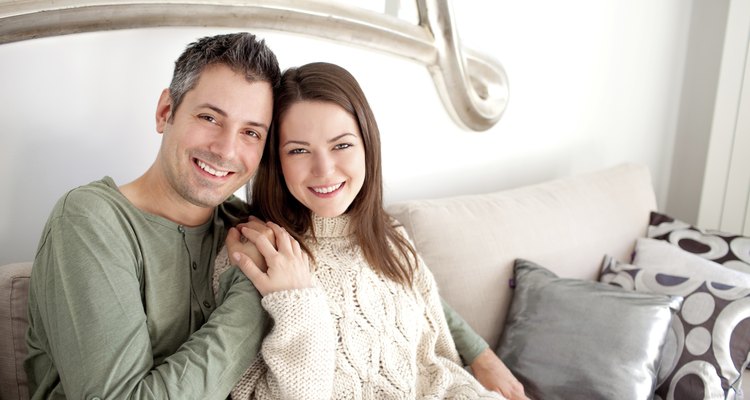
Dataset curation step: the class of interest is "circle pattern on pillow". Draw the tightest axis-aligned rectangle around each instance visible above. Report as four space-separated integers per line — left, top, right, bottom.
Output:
681 292 713 325
599 256 750 400
648 211 750 275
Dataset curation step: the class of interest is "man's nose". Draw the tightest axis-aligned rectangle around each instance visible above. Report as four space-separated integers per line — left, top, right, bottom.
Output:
208 128 237 160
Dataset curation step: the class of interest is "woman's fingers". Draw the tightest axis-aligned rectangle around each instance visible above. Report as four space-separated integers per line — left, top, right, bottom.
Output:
232 251 269 294
226 227 241 247
235 222 312 296
242 227 278 258
228 227 268 272
238 218 276 247
267 222 294 255
291 238 303 258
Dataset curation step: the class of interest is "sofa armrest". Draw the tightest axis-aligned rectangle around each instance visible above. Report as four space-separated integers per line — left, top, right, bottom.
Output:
0 262 31 400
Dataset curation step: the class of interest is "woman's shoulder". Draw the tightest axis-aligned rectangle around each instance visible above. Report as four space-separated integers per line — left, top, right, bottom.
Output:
388 215 411 238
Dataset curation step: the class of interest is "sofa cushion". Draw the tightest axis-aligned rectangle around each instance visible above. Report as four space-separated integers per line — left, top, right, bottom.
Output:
600 256 750 400
648 211 750 274
496 259 679 400
386 163 657 348
0 262 32 400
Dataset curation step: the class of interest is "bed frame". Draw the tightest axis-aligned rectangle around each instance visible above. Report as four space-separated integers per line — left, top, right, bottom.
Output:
0 0 508 131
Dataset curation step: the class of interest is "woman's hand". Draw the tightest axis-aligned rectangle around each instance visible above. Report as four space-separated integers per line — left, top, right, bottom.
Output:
231 222 312 297
226 216 275 272
470 348 529 400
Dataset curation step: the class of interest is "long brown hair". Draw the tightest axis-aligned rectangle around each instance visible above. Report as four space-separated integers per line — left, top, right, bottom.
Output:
251 62 416 286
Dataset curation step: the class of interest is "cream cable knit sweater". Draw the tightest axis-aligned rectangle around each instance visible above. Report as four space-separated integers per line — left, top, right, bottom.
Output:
214 215 504 400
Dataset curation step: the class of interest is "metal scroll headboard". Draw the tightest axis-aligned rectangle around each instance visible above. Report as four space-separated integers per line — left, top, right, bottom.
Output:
0 0 509 131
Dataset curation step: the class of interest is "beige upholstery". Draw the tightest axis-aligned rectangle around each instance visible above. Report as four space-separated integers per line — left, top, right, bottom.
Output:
386 163 658 348
386 163 750 395
0 262 31 400
2 163 746 398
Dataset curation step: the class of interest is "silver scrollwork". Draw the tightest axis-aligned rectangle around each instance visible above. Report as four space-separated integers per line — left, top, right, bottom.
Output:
0 0 508 131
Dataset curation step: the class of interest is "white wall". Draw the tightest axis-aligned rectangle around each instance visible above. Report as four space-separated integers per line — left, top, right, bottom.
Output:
667 0 730 225
0 1 695 264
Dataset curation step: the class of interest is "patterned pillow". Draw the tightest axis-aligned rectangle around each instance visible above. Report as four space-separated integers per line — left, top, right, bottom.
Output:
648 211 750 274
633 238 750 287
600 256 750 400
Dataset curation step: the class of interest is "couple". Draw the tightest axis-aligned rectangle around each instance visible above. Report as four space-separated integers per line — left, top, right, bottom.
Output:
25 32 526 400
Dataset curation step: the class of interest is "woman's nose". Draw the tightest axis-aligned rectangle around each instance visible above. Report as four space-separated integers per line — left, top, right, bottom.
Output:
312 153 334 177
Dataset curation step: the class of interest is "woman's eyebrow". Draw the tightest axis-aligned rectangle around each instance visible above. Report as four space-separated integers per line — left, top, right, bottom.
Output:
327 133 357 143
282 139 309 147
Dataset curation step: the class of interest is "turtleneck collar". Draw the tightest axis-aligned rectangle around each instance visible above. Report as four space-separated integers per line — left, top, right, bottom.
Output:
311 214 353 238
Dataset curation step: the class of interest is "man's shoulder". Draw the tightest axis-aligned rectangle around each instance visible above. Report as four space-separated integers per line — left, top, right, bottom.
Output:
218 195 252 226
52 177 127 218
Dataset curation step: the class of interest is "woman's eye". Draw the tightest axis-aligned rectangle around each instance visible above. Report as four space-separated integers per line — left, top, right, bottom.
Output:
334 143 353 150
288 148 308 155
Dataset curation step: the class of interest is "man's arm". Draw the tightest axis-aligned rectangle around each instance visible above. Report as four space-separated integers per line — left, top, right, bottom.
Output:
440 297 488 364
441 298 528 400
27 211 266 399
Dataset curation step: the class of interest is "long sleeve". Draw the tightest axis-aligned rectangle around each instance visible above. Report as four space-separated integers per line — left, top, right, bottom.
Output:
213 249 336 400
253 288 336 399
441 297 489 364
412 251 504 400
414 258 467 366
26 202 267 400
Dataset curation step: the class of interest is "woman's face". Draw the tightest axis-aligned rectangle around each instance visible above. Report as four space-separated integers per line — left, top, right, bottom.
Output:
278 101 366 218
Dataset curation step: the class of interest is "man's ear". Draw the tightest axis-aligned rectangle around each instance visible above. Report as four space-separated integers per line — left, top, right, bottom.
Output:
155 89 173 134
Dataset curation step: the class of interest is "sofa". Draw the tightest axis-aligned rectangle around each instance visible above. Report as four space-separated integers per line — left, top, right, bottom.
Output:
2 163 748 399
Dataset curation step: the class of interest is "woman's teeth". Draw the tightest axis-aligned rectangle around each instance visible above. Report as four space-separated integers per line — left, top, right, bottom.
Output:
312 183 343 194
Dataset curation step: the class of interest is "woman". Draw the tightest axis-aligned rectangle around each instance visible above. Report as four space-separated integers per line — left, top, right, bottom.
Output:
214 62 507 399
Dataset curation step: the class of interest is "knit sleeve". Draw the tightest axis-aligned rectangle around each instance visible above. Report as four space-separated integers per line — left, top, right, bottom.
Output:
397 227 505 399
234 286 336 400
411 253 465 364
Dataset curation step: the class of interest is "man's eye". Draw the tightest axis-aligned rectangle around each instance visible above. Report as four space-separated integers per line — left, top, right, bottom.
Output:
199 115 217 124
334 143 353 150
244 130 260 139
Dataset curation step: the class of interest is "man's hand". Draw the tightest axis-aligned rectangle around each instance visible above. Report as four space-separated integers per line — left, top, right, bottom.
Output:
226 217 275 272
231 222 312 297
470 348 529 400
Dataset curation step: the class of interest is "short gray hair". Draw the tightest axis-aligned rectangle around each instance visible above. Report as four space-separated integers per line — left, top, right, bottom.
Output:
168 32 281 120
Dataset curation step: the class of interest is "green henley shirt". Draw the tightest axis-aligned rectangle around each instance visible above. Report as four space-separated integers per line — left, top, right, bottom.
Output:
25 177 266 399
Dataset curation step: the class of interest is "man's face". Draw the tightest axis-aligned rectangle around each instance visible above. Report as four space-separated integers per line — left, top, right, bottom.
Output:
155 64 273 209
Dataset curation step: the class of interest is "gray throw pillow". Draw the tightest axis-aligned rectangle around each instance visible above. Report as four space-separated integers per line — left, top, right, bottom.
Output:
497 259 681 400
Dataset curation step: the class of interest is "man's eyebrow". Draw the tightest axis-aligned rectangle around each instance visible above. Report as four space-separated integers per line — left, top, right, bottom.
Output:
198 103 228 117
198 103 269 132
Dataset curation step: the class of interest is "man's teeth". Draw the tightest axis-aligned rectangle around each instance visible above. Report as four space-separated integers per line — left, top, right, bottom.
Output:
313 183 343 194
197 160 229 177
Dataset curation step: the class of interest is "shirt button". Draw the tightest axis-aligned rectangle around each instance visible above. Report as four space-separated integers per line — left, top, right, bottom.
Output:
203 301 212 308
178 226 185 233
192 261 197 270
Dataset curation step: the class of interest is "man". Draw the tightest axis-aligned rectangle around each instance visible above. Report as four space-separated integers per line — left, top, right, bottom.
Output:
25 32 525 400
25 32 277 399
